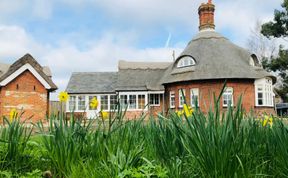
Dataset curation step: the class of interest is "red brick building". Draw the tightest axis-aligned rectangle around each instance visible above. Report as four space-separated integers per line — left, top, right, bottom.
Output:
66 1 276 118
0 54 57 122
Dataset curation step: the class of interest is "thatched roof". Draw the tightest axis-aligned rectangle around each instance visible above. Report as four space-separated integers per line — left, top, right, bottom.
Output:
161 31 276 85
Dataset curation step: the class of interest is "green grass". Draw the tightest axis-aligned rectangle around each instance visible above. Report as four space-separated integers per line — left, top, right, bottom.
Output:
0 96 287 177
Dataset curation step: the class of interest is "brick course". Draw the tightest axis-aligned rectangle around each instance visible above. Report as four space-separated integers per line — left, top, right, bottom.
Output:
0 70 49 122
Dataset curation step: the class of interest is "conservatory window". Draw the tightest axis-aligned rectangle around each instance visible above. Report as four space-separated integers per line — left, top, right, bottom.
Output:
179 89 186 108
149 94 160 106
129 95 137 109
78 96 86 110
101 95 109 110
69 96 76 111
190 88 199 107
177 56 196 68
110 95 118 110
120 95 128 108
138 95 146 109
223 87 233 107
170 91 175 108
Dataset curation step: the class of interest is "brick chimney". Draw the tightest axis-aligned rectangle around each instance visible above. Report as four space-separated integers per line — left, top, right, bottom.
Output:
198 0 215 31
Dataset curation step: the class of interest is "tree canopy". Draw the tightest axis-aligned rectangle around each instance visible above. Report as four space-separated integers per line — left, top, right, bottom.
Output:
261 0 288 102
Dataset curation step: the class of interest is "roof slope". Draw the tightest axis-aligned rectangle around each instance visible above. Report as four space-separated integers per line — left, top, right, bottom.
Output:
0 54 57 90
116 61 171 91
161 31 276 84
66 72 118 93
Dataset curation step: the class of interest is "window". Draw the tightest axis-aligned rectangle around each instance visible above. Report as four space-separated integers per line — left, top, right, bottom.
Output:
249 54 261 67
190 88 199 107
138 95 146 109
101 95 108 110
255 78 274 107
223 87 233 107
170 91 175 108
69 96 76 111
110 95 118 110
88 96 98 110
120 95 128 108
129 95 137 109
177 56 196 68
149 94 160 106
179 89 186 107
78 96 86 110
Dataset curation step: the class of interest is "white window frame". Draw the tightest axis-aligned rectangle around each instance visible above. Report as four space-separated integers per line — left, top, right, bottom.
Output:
177 56 196 68
149 94 160 106
190 88 199 107
170 91 175 108
68 96 76 111
223 87 233 107
179 89 186 108
66 93 118 112
255 78 274 107
119 92 148 111
77 95 86 111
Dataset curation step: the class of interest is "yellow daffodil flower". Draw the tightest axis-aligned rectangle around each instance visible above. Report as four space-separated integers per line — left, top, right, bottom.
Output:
268 117 273 127
9 109 17 122
262 118 268 127
100 111 109 120
183 104 193 117
176 110 183 117
58 91 69 102
90 97 98 109
262 115 273 128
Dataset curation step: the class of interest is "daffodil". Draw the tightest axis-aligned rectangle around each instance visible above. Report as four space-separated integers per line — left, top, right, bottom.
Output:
9 109 17 122
262 118 268 127
183 104 193 117
100 111 109 120
268 117 273 127
58 91 69 102
262 115 273 128
90 97 98 109
176 110 183 117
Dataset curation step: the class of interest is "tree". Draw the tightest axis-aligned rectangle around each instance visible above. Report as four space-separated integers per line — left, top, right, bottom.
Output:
261 0 288 102
247 20 276 62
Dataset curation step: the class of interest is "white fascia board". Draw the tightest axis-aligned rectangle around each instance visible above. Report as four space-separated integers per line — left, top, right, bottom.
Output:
0 63 51 89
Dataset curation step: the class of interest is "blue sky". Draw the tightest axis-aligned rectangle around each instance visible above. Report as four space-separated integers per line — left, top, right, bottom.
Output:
0 0 282 99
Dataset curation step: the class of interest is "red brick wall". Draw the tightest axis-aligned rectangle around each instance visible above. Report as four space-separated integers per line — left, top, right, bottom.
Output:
165 79 275 115
0 70 49 122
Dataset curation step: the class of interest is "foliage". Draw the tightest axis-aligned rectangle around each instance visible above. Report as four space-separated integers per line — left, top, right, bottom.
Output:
1 93 288 177
261 0 288 101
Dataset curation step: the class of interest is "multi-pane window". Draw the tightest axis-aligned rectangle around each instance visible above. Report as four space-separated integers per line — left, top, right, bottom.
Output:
129 95 137 109
257 85 264 106
78 96 86 110
223 87 233 107
120 95 128 108
138 95 146 109
110 95 118 110
149 94 160 106
101 95 108 110
69 96 76 111
89 96 98 110
255 78 274 107
170 91 175 108
177 56 195 68
179 89 185 107
190 88 199 107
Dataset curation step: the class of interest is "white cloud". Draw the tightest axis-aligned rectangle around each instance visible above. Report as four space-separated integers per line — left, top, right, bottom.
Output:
0 25 182 100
